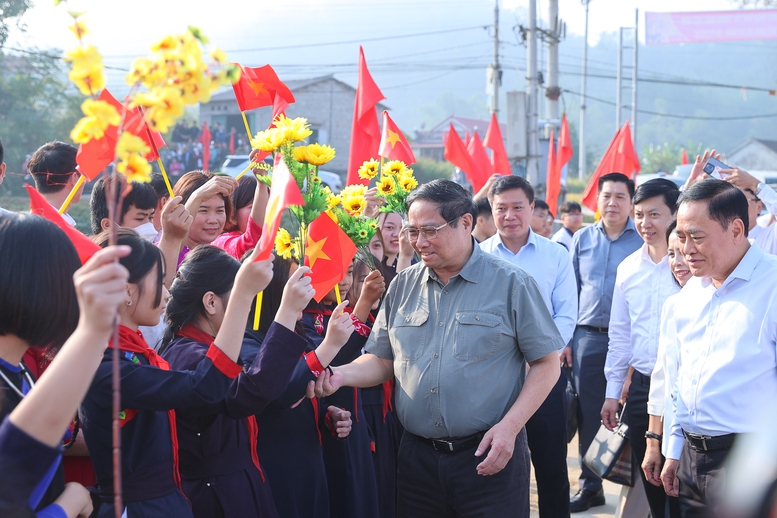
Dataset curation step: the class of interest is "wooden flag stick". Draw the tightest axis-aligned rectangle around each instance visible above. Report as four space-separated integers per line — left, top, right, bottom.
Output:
252 291 263 331
156 158 174 198
241 111 253 143
235 162 254 181
58 175 85 215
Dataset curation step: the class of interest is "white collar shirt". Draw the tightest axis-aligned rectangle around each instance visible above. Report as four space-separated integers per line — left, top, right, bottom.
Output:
604 243 680 400
480 228 578 345
666 243 777 460
750 183 777 255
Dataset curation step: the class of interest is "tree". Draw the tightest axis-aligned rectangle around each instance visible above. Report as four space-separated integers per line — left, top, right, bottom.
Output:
0 0 33 47
0 50 82 194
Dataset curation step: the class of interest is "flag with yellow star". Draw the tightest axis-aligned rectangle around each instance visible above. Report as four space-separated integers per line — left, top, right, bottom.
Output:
231 63 295 112
378 110 416 165
304 212 357 302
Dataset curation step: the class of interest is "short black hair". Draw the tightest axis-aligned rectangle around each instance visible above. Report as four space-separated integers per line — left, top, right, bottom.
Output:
27 141 79 194
149 173 170 201
0 213 81 349
406 178 476 227
598 172 635 199
90 176 158 235
533 199 549 212
93 228 165 307
633 178 680 215
665 219 677 245
224 175 257 233
488 175 535 203
678 179 749 237
559 201 581 216
173 170 234 225
475 197 492 220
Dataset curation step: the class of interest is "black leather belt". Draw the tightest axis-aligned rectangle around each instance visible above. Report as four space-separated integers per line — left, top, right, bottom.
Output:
583 325 608 333
418 431 485 453
683 431 736 452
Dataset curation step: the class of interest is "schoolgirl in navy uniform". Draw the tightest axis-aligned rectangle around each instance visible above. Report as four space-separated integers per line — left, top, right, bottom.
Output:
300 261 386 518
244 256 354 518
80 229 273 518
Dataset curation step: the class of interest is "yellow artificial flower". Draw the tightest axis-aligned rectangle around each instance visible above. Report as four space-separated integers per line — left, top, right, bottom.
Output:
398 174 418 192
340 184 367 200
69 99 121 144
273 115 312 142
376 176 395 196
70 117 105 144
293 146 308 163
368 220 378 230
151 35 180 53
358 229 369 239
65 45 105 95
117 153 152 183
252 128 286 153
357 159 380 180
64 45 102 68
304 144 335 166
326 193 341 211
83 99 121 127
131 87 186 134
311 175 322 185
116 133 151 160
384 160 407 177
342 196 367 216
68 20 88 39
275 228 295 260
210 47 227 64
326 209 338 224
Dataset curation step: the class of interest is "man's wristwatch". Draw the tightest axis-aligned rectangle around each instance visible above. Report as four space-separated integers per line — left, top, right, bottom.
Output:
755 182 766 197
645 431 662 443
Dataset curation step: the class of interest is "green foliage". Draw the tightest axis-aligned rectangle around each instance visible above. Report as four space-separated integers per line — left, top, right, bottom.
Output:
640 142 706 175
412 158 453 185
0 0 32 47
0 51 83 195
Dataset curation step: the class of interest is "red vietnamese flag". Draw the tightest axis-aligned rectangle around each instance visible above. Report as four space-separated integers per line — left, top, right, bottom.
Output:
681 148 689 165
76 89 122 181
547 115 574 215
27 185 100 264
464 130 471 147
581 121 641 212
255 154 304 261
545 131 558 213
466 131 492 193
484 113 511 176
123 106 166 162
443 123 476 184
201 122 212 171
251 82 296 164
231 64 295 112
304 212 357 302
346 47 385 186
378 111 416 164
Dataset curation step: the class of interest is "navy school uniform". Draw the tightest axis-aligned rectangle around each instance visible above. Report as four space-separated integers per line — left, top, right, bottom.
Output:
79 326 244 518
300 307 380 518
242 327 333 518
162 322 308 518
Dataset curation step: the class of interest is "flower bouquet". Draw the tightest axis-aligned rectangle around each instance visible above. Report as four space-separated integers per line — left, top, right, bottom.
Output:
328 184 379 270
358 159 418 218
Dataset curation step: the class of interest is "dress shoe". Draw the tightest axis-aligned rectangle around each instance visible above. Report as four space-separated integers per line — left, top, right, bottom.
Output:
569 488 605 513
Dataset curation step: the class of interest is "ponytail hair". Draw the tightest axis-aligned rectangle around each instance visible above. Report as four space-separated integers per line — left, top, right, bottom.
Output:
160 245 240 351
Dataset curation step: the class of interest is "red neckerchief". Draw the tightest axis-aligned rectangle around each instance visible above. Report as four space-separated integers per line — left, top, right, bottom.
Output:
109 325 182 491
175 325 265 482
382 379 394 422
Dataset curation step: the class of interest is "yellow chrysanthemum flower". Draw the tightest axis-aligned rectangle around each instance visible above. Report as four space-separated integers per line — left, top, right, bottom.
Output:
132 87 185 134
384 160 408 177
311 175 322 185
117 153 152 183
252 128 286 153
304 143 335 166
116 133 151 160
210 47 227 64
293 146 308 163
83 99 121 127
64 45 102 69
70 117 105 144
358 229 369 239
273 115 312 142
326 193 341 211
376 176 396 196
68 20 88 39
65 45 106 95
398 174 418 192
358 159 380 180
275 228 295 260
151 35 180 53
69 99 121 144
368 221 378 230
340 184 367 200
342 196 367 216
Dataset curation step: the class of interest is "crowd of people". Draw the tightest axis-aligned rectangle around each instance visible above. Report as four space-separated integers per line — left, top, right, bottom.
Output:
156 121 252 175
0 134 776 518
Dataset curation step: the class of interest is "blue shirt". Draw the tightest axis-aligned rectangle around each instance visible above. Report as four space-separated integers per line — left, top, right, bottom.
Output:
571 219 642 328
480 229 578 345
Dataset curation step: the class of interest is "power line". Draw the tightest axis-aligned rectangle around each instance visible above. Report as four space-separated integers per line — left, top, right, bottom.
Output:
562 87 777 120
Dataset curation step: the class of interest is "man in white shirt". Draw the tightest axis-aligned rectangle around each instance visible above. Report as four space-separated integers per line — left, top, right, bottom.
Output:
660 179 777 516
480 175 578 518
723 167 777 255
601 178 681 518
27 141 83 227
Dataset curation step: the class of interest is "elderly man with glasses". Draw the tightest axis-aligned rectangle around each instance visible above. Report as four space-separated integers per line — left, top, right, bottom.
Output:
315 178 563 518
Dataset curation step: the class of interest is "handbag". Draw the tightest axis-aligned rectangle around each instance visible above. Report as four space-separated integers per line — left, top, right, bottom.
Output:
563 363 579 444
582 403 634 487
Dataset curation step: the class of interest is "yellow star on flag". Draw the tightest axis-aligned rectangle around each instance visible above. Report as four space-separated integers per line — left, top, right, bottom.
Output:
305 235 331 268
387 129 401 148
248 80 268 96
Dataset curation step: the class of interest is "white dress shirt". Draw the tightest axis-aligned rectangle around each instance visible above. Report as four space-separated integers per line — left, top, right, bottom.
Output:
604 244 680 400
480 229 578 345
647 294 681 457
551 226 574 251
666 243 777 460
751 183 777 255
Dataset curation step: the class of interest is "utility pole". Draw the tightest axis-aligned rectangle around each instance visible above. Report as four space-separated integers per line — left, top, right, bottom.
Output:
616 9 638 142
491 0 500 115
632 8 638 148
526 0 539 184
578 0 590 180
546 0 559 121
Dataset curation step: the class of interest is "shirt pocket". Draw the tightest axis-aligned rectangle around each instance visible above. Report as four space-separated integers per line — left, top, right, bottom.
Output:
453 311 503 361
390 310 429 361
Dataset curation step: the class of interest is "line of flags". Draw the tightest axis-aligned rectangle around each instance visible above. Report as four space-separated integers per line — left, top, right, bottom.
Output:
581 120 640 213
442 113 510 194
546 114 574 216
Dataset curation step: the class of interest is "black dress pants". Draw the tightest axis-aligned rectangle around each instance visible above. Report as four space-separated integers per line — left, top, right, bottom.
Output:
677 439 732 517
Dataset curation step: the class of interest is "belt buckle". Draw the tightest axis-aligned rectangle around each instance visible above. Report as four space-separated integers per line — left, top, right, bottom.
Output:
688 432 711 451
433 439 455 452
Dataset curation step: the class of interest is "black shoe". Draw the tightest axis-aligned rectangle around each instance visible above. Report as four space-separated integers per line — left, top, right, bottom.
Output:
569 488 605 513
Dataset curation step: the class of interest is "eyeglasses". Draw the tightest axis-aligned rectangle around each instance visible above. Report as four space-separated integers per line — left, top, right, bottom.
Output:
747 198 761 203
402 216 461 241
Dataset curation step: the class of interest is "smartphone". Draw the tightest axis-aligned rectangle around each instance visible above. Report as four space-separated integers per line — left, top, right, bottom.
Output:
703 157 731 180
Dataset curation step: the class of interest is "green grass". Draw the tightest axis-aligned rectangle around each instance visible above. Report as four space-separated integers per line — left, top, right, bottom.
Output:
0 196 93 233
